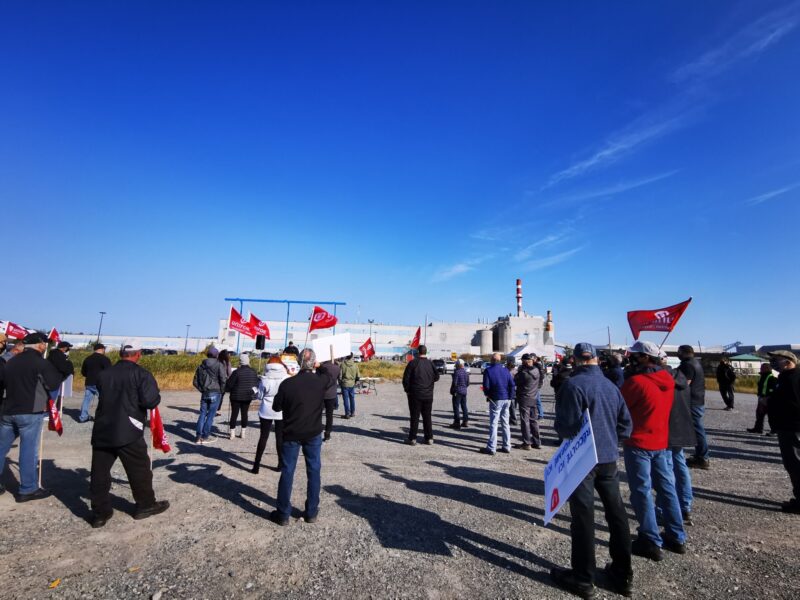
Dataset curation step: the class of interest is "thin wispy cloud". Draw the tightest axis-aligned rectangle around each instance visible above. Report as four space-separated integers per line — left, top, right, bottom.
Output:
541 170 679 208
743 182 800 206
431 256 492 282
514 232 570 262
522 246 585 272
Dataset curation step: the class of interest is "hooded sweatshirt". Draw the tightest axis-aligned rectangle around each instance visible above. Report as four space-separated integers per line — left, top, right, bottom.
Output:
621 366 675 450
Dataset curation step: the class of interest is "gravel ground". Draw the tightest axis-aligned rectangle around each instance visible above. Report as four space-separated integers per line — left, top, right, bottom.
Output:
1 374 797 599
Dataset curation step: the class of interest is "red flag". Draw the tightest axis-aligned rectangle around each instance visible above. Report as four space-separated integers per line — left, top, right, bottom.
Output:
409 326 421 349
48 399 63 436
308 306 338 331
229 306 255 338
149 407 171 453
5 322 29 339
48 328 60 344
359 337 376 361
627 298 692 340
248 313 270 339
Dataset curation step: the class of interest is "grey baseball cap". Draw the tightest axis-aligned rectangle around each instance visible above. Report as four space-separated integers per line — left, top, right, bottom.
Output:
629 340 661 357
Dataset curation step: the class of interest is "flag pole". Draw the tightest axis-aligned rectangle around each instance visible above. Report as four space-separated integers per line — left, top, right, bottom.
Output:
59 381 65 419
303 308 312 349
38 421 45 488
658 330 673 350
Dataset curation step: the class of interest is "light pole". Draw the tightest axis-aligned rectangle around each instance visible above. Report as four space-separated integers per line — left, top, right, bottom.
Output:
184 324 191 353
368 319 374 341
96 311 106 343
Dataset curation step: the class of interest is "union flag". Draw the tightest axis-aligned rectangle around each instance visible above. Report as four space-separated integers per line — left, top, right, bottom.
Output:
229 306 255 338
409 326 421 349
308 306 338 332
359 337 376 360
248 313 270 339
627 298 692 340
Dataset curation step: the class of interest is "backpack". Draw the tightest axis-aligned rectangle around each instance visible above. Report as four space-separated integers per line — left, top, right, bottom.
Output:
193 363 215 393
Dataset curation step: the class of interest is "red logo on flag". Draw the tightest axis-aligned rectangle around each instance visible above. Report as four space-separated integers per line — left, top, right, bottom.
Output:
409 326 421 349
48 328 60 344
5 322 29 339
627 298 692 340
149 407 171 453
248 313 270 339
48 399 63 436
229 306 255 338
359 337 375 361
550 488 560 512
309 306 338 332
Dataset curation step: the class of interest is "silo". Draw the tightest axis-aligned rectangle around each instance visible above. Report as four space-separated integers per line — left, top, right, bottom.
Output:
479 329 493 355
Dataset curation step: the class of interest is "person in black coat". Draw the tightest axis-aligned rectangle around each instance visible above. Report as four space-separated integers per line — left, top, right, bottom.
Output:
402 345 440 445
225 353 260 439
716 357 737 410
89 344 168 528
663 362 697 524
79 343 112 422
48 341 74 410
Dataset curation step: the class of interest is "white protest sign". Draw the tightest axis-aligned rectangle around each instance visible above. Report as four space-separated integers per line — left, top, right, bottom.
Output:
543 409 598 525
63 375 74 398
311 333 352 362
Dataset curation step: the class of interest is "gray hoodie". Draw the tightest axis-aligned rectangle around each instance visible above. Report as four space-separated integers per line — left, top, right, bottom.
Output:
192 357 228 394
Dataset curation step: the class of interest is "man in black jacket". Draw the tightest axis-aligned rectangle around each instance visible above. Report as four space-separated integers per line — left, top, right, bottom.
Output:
767 350 800 514
0 332 63 500
402 345 440 446
48 341 74 411
678 345 710 470
318 359 341 441
514 354 541 450
716 357 737 411
89 343 168 528
79 343 112 423
270 348 328 525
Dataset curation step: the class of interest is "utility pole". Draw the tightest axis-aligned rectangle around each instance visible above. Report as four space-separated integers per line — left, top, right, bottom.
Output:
96 311 106 343
424 313 428 346
368 319 374 342
607 326 612 352
184 324 191 353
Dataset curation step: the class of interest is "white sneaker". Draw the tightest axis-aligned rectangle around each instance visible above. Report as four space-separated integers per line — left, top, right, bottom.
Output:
229 429 235 440
240 428 246 440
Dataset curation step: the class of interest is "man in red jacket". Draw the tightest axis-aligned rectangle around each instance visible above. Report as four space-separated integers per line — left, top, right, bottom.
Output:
621 340 686 562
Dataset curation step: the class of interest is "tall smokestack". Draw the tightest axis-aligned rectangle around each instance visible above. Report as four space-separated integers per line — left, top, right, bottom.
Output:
516 278 523 317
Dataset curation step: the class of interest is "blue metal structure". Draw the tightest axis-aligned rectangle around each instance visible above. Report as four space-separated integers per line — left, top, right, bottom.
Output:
223 297 347 353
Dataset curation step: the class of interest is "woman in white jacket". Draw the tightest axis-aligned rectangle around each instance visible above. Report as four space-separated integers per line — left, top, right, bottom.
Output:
252 356 290 474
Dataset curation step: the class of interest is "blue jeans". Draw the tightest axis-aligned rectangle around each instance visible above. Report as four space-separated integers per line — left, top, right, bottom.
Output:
277 434 322 520
623 446 686 546
80 386 98 422
341 387 355 416
536 390 544 419
691 404 709 460
486 399 511 452
661 447 693 515
196 393 221 439
0 413 45 494
452 393 468 422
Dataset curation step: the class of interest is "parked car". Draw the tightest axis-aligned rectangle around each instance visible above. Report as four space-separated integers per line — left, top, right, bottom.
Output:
432 359 446 373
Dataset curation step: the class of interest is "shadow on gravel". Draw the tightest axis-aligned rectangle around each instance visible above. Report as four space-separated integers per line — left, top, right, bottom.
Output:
325 483 562 590
692 486 783 511
174 440 255 472
62 407 83 423
709 445 782 464
336 424 408 445
41 459 135 521
167 405 201 415
163 418 200 443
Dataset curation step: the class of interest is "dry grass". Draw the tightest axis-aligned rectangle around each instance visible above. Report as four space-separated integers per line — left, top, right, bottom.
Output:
705 376 758 394
357 360 407 381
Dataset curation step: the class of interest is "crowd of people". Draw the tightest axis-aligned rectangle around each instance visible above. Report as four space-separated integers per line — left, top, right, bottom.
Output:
1 331 799 598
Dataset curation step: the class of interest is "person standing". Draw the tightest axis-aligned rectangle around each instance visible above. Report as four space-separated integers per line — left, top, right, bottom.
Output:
0 338 25 407
402 345 439 445
225 353 259 440
89 343 169 527
678 345 710 470
318 358 341 441
514 354 541 450
506 357 518 425
283 342 300 357
533 354 545 419
338 354 359 419
270 348 327 525
551 355 575 395
79 343 112 423
449 359 470 429
47 340 74 411
716 356 736 411
253 356 289 474
480 353 515 456
621 340 686 561
0 332 62 500
766 350 800 514
603 354 625 389
749 362 778 434
192 347 228 444
550 342 633 599
662 354 696 526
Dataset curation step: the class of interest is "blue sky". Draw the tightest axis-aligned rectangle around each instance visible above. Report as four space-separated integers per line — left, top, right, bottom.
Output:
3 1 799 347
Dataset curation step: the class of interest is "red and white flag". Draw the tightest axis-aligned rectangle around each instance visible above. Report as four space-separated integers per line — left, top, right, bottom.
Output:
149 407 171 453
409 326 421 349
48 399 63 436
248 313 270 339
229 306 255 338
359 337 376 361
308 306 338 332
627 298 692 340
4 322 29 339
48 328 60 344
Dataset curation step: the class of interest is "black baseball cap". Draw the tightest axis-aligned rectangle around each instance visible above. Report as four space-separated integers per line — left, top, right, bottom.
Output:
23 332 48 344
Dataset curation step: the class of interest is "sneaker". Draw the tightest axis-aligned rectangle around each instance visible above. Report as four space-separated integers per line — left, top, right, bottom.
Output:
425 438 434 445
16 488 52 503
448 421 460 429
498 447 511 454
90 510 113 529
229 430 235 440
781 499 800 514
461 421 469 428
133 500 170 520
203 436 216 445
404 439 417 446
687 457 710 470
303 513 318 524
196 437 204 445
550 567 596 600
682 511 694 526
515 443 531 451
240 428 246 440
479 447 495 456
602 564 633 597
746 428 763 434
662 537 687 554
631 538 663 562
270 510 290 526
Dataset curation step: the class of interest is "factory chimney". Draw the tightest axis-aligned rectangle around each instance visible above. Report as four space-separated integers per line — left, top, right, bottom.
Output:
516 278 523 317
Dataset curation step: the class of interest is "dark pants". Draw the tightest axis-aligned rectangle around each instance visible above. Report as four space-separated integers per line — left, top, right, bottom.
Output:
452 393 468 423
509 400 517 423
324 398 336 438
90 437 156 516
753 397 768 432
777 431 800 501
229 402 251 429
568 462 631 584
254 418 284 468
519 404 540 446
719 385 735 408
691 404 709 460
408 396 433 441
